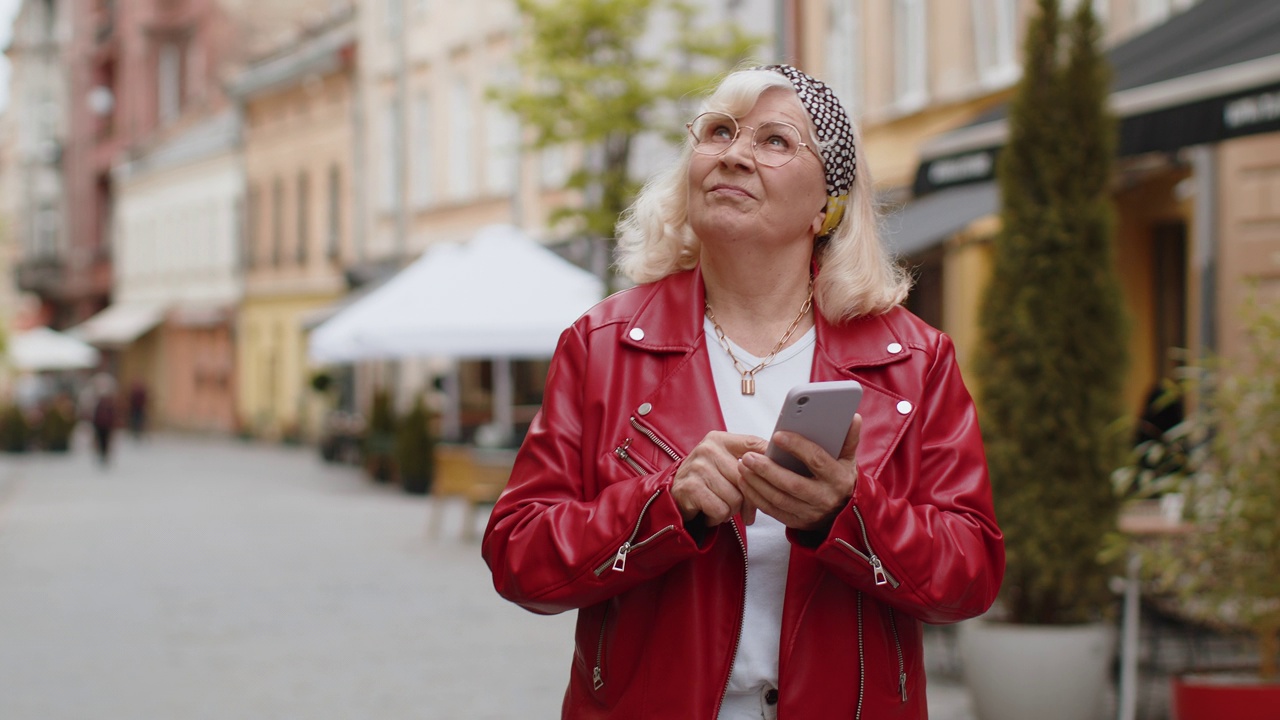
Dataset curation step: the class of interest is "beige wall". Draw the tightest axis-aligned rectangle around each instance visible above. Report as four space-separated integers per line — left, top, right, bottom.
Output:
240 49 354 438
1217 132 1280 361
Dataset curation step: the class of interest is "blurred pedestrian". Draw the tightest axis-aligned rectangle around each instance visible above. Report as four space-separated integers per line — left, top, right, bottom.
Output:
483 65 1003 718
89 372 118 467
127 381 149 440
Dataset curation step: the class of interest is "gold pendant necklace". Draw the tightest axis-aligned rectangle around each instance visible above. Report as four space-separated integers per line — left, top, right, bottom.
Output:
705 280 813 396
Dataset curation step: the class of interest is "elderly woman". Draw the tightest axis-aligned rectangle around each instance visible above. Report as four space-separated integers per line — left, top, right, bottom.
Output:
482 64 1004 719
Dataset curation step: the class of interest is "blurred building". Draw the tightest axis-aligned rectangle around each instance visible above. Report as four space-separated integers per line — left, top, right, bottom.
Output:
102 110 243 432
229 5 356 441
345 0 779 440
5 0 70 331
793 0 1280 423
49 0 336 432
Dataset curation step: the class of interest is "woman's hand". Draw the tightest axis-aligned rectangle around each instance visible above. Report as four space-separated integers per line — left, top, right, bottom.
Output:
738 414 862 531
671 431 768 526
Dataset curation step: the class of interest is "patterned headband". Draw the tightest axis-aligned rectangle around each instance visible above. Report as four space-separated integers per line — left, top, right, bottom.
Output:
755 64 857 198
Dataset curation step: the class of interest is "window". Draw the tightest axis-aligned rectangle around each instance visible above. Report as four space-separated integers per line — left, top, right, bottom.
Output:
247 184 260 269
540 145 568 189
411 92 434 208
297 171 310 265
386 0 403 38
234 195 245 270
327 165 342 260
1061 0 1108 25
972 0 1018 87
158 42 182 125
825 1 862 114
485 103 518 196
893 0 927 110
272 178 284 267
33 203 58 258
449 79 475 200
381 98 401 213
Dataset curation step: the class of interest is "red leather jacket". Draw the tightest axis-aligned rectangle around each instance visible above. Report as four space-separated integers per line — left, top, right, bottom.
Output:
482 269 1003 719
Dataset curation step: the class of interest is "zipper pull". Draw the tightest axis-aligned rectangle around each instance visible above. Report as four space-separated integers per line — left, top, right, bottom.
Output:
611 542 632 572
871 555 889 586
900 672 908 702
593 666 604 690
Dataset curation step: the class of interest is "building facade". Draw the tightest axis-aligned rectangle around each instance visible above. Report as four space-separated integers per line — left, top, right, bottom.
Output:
6 0 70 331
231 7 356 441
104 110 243 432
792 0 1241 425
346 0 780 438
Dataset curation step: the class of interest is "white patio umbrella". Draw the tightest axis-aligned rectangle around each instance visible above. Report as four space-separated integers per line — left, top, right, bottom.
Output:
308 224 605 441
6 326 102 371
308 224 604 362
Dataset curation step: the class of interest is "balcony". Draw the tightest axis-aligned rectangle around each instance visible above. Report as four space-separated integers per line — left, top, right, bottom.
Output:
15 255 66 297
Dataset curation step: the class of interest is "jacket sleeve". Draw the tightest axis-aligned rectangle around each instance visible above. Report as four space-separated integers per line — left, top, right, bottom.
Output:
794 332 1005 624
481 322 715 615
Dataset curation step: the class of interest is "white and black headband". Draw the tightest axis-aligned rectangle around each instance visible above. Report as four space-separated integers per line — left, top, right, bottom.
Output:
755 64 857 198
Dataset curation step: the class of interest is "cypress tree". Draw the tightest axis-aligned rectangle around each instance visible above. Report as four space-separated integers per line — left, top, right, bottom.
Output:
975 0 1127 625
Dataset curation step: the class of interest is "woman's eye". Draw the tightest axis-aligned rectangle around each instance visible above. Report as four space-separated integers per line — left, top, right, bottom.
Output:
711 125 734 141
763 134 791 149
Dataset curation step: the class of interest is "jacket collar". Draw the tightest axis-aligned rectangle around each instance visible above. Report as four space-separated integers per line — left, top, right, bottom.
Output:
622 267 912 369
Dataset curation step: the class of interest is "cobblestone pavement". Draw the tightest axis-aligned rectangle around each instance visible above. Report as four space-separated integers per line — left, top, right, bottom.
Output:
0 431 976 720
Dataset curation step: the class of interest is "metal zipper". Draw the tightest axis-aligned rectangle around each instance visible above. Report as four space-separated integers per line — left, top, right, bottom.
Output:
629 416 682 462
591 414 688 691
888 607 907 703
855 593 865 720
594 489 674 576
592 604 609 691
714 521 749 718
613 439 647 475
834 507 901 588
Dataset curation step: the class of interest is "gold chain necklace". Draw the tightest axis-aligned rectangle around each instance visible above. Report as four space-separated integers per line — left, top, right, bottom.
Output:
705 280 813 396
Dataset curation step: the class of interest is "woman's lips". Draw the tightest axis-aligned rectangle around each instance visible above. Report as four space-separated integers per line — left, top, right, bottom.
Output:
710 183 755 199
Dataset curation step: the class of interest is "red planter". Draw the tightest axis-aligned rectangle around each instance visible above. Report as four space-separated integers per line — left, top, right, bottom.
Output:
1172 673 1280 720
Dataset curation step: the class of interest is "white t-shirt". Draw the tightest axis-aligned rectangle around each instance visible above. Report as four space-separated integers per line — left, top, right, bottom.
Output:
703 317 816 719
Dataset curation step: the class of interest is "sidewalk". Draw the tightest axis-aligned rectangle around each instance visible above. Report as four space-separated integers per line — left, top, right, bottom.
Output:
24 431 1258 719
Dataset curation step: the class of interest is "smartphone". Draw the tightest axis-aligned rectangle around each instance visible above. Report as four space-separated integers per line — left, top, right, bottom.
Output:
764 381 864 477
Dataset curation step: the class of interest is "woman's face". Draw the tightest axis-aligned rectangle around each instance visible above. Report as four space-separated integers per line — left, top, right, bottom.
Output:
687 88 828 252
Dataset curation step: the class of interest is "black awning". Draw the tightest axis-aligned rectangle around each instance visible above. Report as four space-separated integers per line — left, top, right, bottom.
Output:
915 0 1280 197
883 182 999 258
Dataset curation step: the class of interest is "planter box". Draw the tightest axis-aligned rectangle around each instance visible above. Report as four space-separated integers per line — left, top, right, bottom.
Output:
1172 672 1280 720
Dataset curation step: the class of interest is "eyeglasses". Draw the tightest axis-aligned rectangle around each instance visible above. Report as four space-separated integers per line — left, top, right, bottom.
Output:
686 112 815 168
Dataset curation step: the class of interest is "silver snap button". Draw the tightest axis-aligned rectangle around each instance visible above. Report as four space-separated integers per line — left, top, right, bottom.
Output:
896 400 913 415
638 403 653 416
629 327 645 341
887 342 903 354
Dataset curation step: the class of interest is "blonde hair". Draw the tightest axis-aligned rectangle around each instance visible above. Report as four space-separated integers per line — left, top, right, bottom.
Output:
614 68 910 322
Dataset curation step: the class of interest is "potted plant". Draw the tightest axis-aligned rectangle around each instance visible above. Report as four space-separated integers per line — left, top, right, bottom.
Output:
39 398 76 453
0 403 32 453
362 387 397 483
961 3 1127 719
394 392 435 495
1112 298 1280 719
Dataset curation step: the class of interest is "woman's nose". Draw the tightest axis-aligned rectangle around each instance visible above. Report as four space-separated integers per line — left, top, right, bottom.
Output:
720 130 756 167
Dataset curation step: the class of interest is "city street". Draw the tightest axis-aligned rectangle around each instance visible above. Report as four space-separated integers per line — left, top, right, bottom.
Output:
0 431 976 720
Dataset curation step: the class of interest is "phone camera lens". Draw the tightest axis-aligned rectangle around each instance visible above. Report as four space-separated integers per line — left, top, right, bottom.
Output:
797 396 809 406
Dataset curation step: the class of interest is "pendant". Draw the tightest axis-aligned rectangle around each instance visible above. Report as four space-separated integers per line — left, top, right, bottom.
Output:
741 374 756 396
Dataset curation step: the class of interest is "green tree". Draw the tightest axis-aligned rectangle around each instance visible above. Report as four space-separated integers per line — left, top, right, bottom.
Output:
975 0 1128 625
494 0 760 286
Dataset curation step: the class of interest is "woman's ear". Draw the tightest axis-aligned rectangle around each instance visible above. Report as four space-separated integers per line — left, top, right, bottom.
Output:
810 205 827 236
